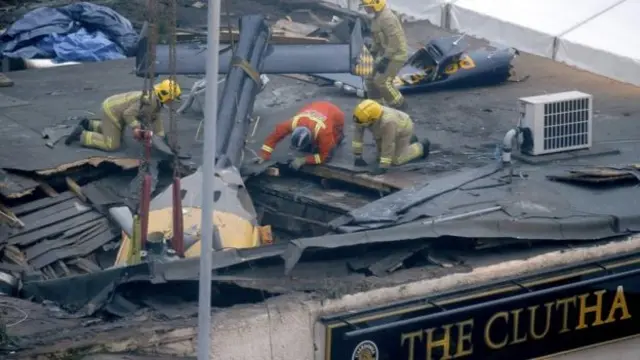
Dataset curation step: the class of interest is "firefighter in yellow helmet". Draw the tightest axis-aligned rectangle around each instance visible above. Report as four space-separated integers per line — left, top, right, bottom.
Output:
65 79 182 151
361 0 408 110
352 99 429 175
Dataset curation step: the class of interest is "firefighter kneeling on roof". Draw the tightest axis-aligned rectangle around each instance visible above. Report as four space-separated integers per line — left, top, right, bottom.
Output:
254 101 345 170
65 79 181 150
352 99 430 175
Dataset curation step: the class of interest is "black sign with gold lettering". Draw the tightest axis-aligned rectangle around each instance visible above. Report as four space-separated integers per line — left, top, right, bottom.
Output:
320 257 640 360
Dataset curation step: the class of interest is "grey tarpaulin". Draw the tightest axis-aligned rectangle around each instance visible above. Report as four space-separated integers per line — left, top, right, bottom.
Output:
0 2 137 60
136 18 365 76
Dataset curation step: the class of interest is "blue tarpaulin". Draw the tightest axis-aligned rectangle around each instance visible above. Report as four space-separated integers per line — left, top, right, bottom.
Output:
0 2 138 62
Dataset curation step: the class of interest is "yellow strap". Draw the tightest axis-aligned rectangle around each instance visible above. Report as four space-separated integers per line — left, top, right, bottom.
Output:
313 154 322 164
231 56 263 86
261 144 274 153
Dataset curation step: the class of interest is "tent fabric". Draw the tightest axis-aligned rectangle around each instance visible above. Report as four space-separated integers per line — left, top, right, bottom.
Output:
324 0 640 86
448 0 623 58
556 0 640 87
445 0 640 86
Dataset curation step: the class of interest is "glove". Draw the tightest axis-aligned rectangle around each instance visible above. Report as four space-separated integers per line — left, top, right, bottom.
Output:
252 156 266 164
375 57 390 74
132 128 144 141
354 156 368 167
289 157 306 170
370 166 388 175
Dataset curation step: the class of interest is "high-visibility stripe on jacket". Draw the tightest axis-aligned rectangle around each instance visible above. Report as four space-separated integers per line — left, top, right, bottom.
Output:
260 101 345 164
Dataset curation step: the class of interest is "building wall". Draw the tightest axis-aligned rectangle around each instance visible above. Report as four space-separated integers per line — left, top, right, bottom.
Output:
550 335 640 360
198 236 640 360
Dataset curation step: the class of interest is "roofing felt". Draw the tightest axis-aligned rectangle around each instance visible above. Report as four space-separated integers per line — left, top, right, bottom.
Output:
0 60 203 173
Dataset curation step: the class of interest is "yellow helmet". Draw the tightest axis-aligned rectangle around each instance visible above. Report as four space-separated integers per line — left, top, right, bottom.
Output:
361 0 386 12
154 79 182 104
353 99 383 125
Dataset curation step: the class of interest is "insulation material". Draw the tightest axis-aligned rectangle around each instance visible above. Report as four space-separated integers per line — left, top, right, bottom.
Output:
556 0 640 87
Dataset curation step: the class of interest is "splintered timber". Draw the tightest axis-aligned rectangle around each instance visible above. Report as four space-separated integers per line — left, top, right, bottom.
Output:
325 277 640 360
400 286 631 360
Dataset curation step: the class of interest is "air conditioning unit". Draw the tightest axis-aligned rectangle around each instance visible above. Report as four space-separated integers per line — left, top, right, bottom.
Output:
518 91 592 156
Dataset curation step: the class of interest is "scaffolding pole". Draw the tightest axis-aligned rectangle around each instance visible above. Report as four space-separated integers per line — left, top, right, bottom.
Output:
197 0 222 358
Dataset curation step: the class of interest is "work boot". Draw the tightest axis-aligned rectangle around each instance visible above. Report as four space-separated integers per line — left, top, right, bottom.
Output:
64 125 84 145
67 116 90 130
421 139 431 159
0 73 13 87
79 117 90 130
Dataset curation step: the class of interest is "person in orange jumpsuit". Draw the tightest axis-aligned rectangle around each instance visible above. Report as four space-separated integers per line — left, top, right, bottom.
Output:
254 101 345 169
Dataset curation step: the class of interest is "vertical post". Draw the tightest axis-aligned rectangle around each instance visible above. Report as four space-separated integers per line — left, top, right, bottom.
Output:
198 0 221 358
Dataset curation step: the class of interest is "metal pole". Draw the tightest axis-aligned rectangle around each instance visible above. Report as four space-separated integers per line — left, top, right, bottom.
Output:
198 0 221 358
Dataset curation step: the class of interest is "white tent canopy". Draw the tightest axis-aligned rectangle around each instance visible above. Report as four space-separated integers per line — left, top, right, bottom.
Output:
448 0 623 58
447 0 640 86
555 0 640 86
321 0 640 86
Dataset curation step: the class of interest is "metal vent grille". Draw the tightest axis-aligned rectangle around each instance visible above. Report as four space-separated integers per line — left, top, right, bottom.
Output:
543 98 590 151
519 91 592 155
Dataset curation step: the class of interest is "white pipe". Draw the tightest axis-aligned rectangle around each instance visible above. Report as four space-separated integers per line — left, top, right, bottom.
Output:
198 0 221 357
501 127 520 164
501 127 521 183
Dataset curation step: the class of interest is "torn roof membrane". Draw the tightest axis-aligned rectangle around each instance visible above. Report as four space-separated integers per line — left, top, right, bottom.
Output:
281 161 640 273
